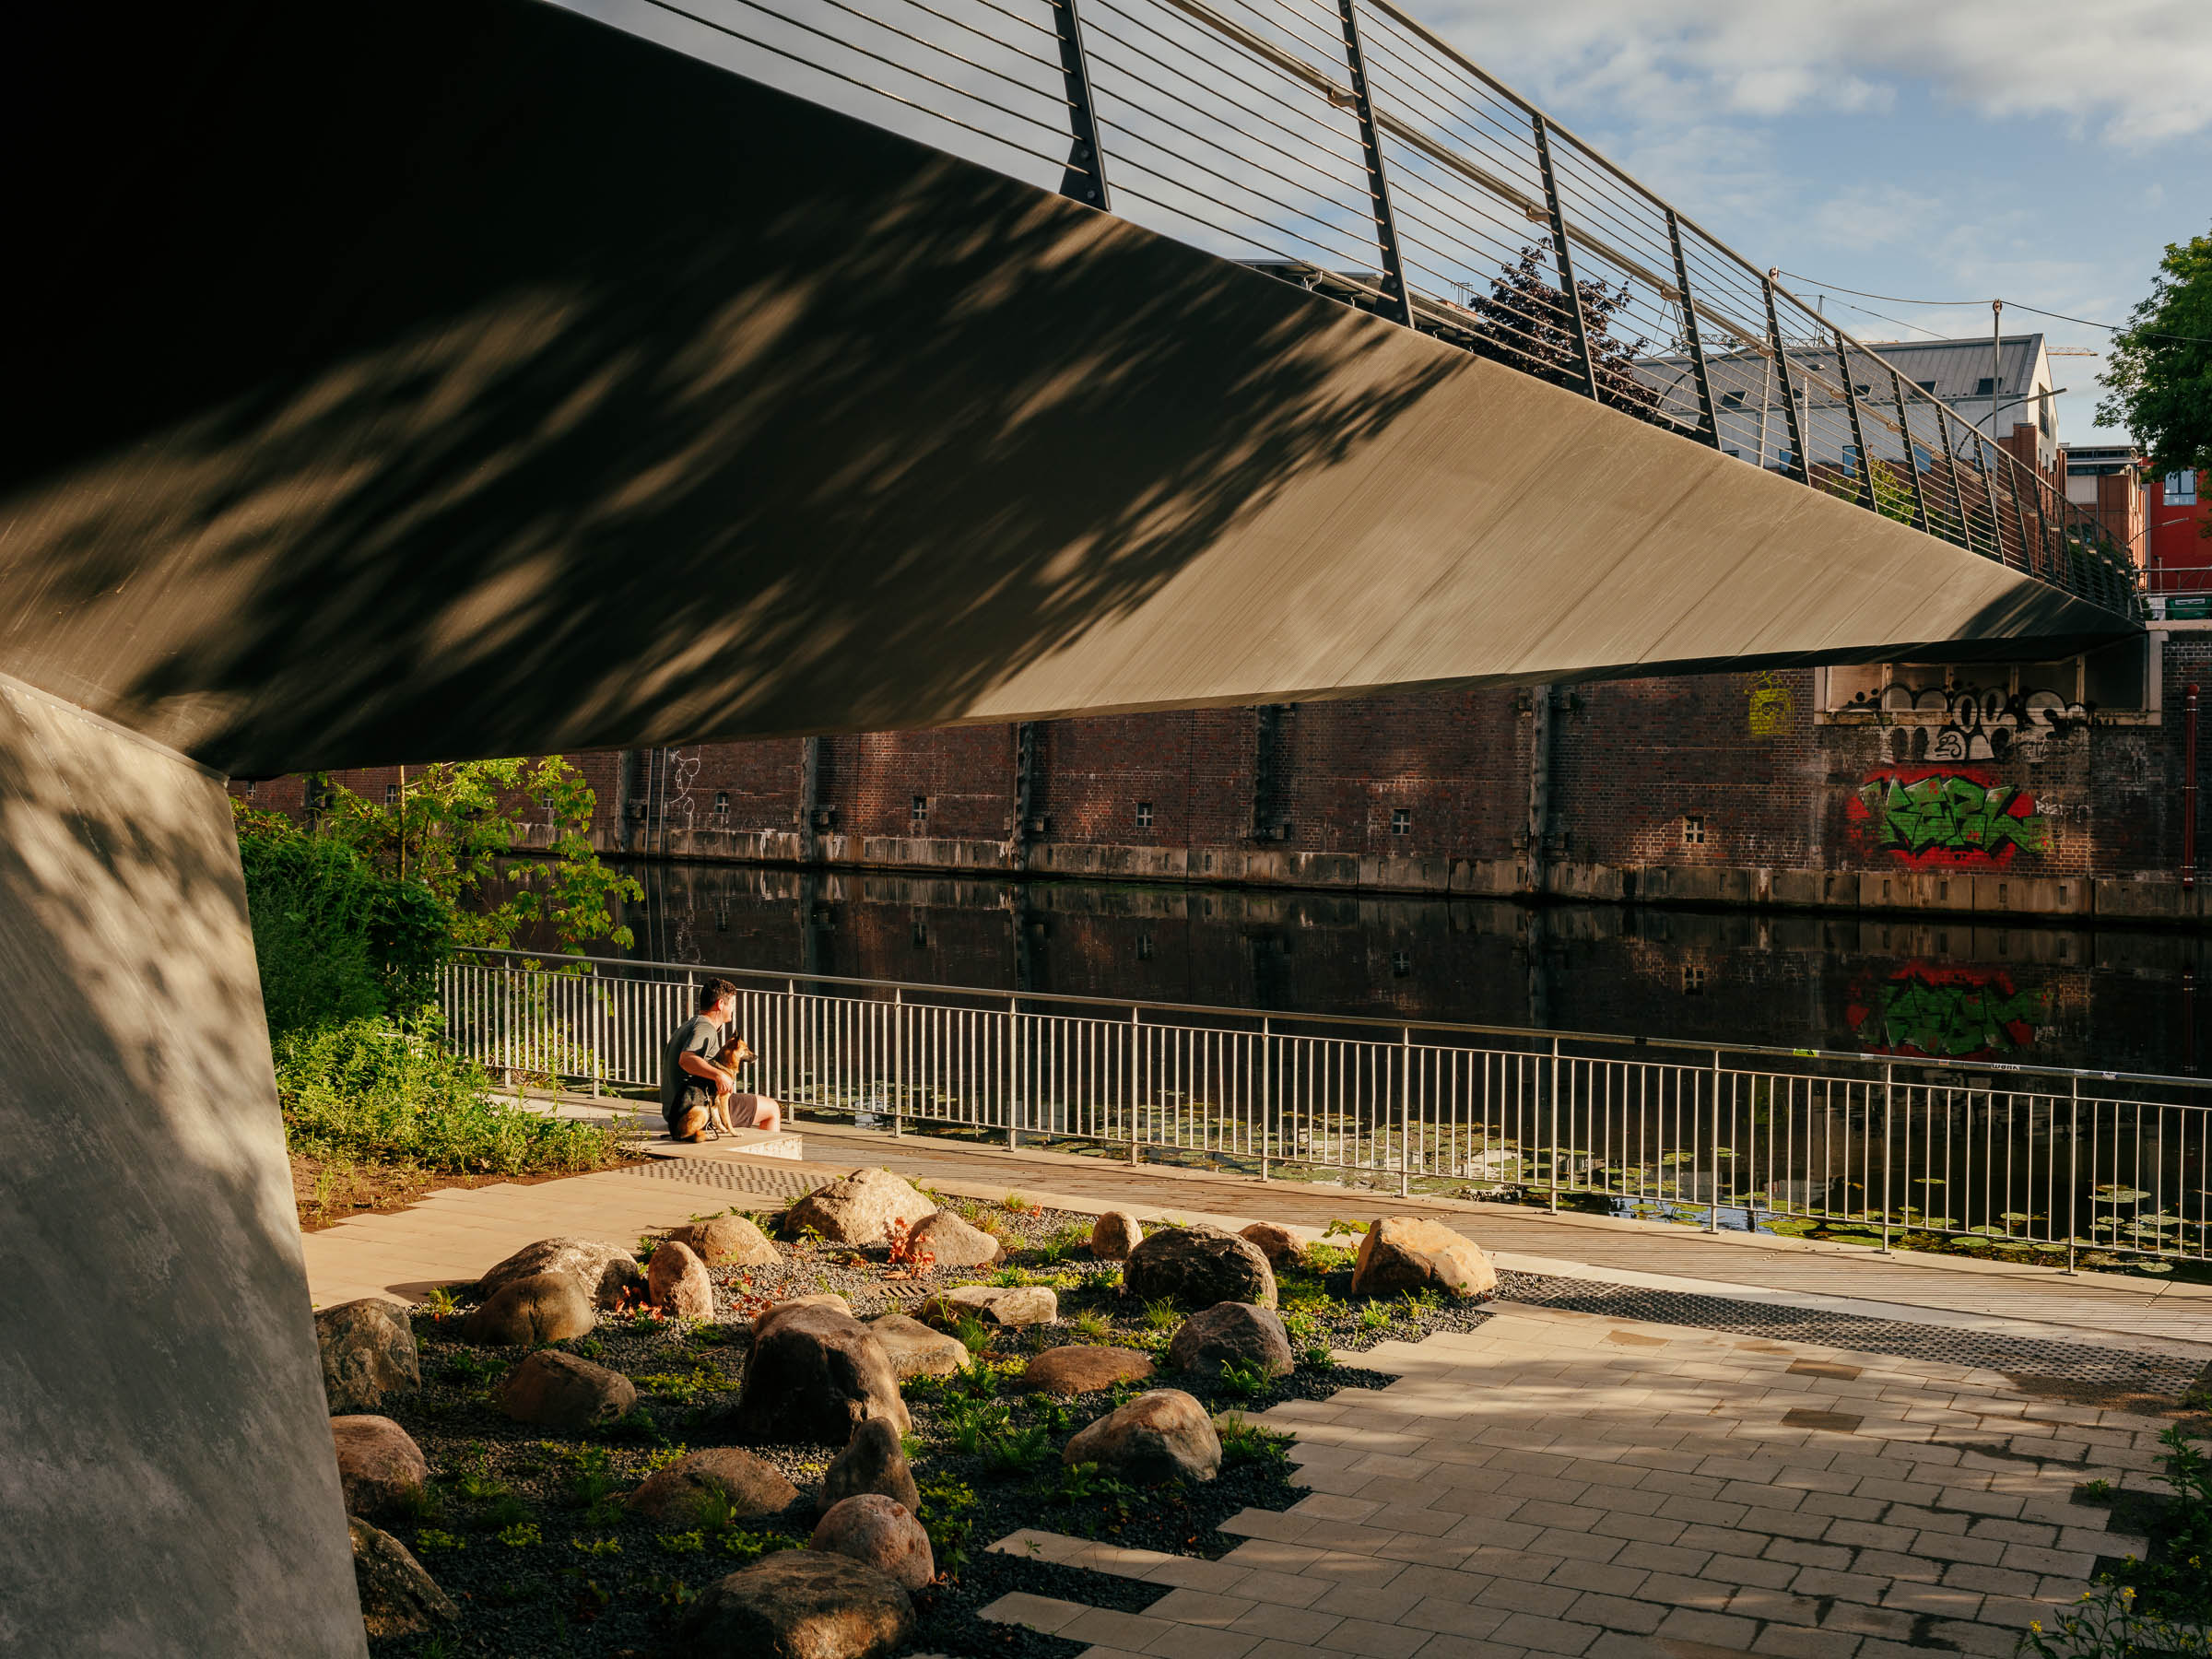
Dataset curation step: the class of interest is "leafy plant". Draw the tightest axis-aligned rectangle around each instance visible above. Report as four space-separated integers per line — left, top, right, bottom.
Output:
719 1529 799 1564
2017 1584 2212 1659
414 1529 465 1552
1072 1310 1112 1343
916 1472 981 1571
496 1521 541 1548
1215 1359 1268 1401
1357 1300 1394 1333
945 1398 1013 1456
1141 1299 1180 1332
885 1217 935 1275
952 1314 994 1356
1218 1416 1293 1470
982 1425 1054 1476
655 1531 708 1556
570 1536 623 1557
420 1285 461 1319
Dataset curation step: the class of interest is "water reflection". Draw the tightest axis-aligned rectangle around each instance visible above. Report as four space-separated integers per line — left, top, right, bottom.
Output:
545 860 2209 1077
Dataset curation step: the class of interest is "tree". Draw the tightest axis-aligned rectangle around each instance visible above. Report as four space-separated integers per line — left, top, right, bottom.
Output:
1462 241 1659 416
309 757 640 956
2096 229 2212 487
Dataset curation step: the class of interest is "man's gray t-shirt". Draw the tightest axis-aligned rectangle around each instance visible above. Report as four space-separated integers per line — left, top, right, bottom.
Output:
661 1015 724 1119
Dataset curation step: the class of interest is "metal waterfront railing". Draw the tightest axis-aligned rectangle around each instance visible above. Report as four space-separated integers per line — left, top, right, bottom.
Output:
445 948 2211 1265
629 0 2138 616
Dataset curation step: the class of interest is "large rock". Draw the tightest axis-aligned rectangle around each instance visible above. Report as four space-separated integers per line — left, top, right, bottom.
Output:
864 1313 969 1381
754 1293 853 1332
629 1448 801 1523
330 1416 429 1521
348 1516 457 1639
904 1209 1003 1268
1022 1345 1155 1396
474 1236 642 1309
677 1551 914 1659
649 1238 717 1319
315 1299 419 1414
821 1418 920 1516
1063 1389 1221 1485
784 1170 935 1246
1350 1217 1497 1300
1124 1226 1277 1309
723 1302 911 1445
1167 1302 1293 1379
498 1348 638 1430
1238 1222 1304 1268
1090 1211 1143 1260
917 1284 1056 1329
810 1494 935 1591
459 1270 596 1346
672 1214 782 1266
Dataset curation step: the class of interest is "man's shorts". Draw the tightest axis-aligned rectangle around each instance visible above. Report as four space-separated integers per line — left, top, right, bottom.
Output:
724 1092 778 1130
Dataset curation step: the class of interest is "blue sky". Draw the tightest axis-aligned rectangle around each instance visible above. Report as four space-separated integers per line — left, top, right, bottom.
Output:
1412 0 2212 446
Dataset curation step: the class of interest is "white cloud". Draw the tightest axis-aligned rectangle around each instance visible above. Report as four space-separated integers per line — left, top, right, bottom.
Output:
1413 0 2212 150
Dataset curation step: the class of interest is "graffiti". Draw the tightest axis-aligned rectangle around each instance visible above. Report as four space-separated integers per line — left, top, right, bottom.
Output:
1847 962 2051 1060
1835 682 2091 763
1847 765 2049 865
1744 670 1795 737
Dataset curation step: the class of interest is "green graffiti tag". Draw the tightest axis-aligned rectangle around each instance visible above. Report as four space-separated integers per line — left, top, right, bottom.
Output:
1855 772 2048 863
1858 974 2052 1059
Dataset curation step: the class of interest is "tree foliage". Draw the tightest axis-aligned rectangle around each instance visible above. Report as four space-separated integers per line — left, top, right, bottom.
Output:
2096 229 2212 483
1465 241 1659 416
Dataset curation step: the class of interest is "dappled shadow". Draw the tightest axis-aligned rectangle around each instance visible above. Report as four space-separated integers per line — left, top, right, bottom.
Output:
4 0 1454 775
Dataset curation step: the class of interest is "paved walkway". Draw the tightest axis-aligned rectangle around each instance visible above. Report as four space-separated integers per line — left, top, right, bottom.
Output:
976 1302 2174 1659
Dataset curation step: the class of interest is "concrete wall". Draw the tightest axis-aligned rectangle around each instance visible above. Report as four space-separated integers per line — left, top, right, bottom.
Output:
0 675 362 1655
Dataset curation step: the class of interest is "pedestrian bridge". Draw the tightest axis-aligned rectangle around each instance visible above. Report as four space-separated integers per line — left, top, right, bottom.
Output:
0 2 2150 1653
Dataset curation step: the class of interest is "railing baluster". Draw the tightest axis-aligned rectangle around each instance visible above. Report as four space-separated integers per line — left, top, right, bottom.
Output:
1666 210 1719 448
1533 117 1596 398
1887 369 1935 535
1334 0 1411 329
1833 328 1875 512
1045 0 1110 209
1762 273 1809 485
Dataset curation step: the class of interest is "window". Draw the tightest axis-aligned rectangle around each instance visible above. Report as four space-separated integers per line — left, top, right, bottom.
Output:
1136 933 1154 961
2170 471 2201 506
910 794 927 827
383 783 399 805
1974 376 1997 398
1391 951 1411 978
1681 814 1706 846
1915 380 1937 394
1682 964 1707 995
1391 808 1411 836
1135 800 1154 828
713 790 730 818
1841 444 1861 477
911 919 927 948
241 780 257 799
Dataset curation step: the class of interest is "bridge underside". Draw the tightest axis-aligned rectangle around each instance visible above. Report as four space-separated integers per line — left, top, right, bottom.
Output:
0 0 2138 1651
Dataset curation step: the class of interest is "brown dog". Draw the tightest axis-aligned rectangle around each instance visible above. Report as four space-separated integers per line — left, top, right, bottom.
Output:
706 1037 756 1135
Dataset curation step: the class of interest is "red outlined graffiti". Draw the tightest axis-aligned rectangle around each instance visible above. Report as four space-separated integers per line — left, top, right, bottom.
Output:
1846 961 2050 1060
1846 765 2048 866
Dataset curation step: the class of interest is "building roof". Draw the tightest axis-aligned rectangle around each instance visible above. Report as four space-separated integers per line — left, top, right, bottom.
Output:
1866 335 2051 408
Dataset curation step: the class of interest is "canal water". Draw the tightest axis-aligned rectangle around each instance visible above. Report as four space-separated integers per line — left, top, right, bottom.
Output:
574 860 2211 1079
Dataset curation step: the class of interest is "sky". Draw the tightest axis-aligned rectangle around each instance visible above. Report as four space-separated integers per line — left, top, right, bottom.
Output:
576 0 2210 449
1404 0 2212 447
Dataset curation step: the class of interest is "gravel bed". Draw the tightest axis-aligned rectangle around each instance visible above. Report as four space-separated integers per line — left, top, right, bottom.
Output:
364 1199 1462 1657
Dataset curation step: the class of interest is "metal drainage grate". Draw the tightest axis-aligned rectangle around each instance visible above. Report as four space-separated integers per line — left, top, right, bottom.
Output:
1495 1270 2209 1394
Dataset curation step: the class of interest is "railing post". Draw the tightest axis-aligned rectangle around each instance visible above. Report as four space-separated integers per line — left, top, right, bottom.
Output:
1708 1050 1723 1232
1260 1016 1272 1182
1129 1005 1142 1166
1762 273 1808 484
1934 406 1972 548
1976 433 2006 564
1665 210 1719 448
1007 993 1020 1150
1398 1026 1412 1198
892 987 904 1137
1880 1062 1894 1254
2006 453 2036 574
2065 1076 2078 1276
1887 369 1935 535
1333 0 1412 329
1045 0 1110 208
1547 1037 1560 1213
1532 118 1596 399
1833 328 1875 511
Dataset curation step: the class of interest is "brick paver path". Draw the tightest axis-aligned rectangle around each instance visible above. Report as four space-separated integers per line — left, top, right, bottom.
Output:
979 1304 2174 1659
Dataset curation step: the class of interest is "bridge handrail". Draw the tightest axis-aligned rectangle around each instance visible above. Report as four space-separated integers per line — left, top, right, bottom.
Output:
627 0 2139 617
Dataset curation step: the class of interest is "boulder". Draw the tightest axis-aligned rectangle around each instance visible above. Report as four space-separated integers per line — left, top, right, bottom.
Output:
864 1313 969 1381
1063 1389 1220 1485
459 1271 596 1346
917 1284 1056 1329
330 1416 429 1521
677 1551 913 1659
1022 1345 1155 1396
821 1418 920 1516
497 1348 638 1431
1124 1226 1277 1309
1090 1211 1144 1260
348 1516 457 1639
784 1170 935 1246
315 1299 419 1415
629 1448 801 1524
904 1209 1003 1268
672 1214 782 1267
474 1237 642 1309
649 1239 717 1320
722 1302 911 1445
809 1493 935 1591
1350 1217 1497 1300
1167 1302 1293 1379
1237 1222 1304 1267
754 1293 853 1333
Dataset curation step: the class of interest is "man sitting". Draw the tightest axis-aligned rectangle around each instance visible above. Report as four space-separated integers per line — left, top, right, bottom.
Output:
660 978 781 1142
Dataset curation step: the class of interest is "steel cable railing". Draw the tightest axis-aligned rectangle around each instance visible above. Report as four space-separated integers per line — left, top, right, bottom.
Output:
446 949 2211 1265
628 0 2140 616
